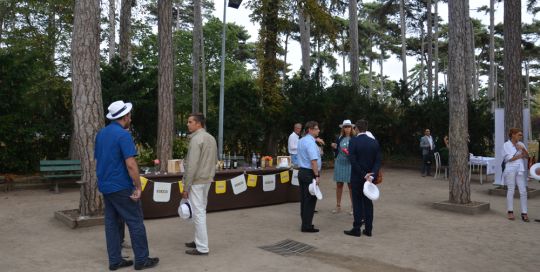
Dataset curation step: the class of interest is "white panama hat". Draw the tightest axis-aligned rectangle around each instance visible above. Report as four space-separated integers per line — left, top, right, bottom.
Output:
106 100 133 120
530 163 540 180
309 179 323 200
363 181 380 201
339 120 355 128
178 198 193 223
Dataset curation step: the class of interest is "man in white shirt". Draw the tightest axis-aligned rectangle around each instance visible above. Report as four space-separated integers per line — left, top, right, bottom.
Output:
420 129 435 177
289 124 302 164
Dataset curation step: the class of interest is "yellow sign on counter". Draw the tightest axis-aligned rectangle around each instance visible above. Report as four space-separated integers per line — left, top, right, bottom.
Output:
139 177 148 191
247 175 257 187
215 181 226 194
280 171 289 183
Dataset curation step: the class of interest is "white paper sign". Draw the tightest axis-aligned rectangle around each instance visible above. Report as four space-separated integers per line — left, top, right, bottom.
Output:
291 170 299 186
153 182 171 202
230 175 247 195
280 158 289 166
263 175 276 192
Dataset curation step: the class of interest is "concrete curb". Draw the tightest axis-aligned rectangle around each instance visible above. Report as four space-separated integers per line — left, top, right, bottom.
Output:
433 201 490 215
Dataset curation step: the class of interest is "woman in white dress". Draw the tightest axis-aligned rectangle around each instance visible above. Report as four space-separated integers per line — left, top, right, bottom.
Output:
502 127 530 222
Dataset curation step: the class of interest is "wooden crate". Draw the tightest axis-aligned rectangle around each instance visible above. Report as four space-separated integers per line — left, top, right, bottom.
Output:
168 159 185 173
276 156 292 167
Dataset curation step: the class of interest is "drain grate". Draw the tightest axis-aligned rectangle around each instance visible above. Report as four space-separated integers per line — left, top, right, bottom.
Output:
258 239 317 257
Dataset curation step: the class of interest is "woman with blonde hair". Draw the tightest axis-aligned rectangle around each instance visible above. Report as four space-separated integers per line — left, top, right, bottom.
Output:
502 127 530 222
331 120 357 215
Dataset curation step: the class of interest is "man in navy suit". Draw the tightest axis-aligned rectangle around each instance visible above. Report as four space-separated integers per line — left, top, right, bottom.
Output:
344 119 381 237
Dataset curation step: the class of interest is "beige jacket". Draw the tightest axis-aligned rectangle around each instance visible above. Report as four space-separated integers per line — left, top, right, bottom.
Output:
183 128 217 192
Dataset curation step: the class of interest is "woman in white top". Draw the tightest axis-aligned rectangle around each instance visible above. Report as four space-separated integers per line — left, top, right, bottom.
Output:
502 127 530 222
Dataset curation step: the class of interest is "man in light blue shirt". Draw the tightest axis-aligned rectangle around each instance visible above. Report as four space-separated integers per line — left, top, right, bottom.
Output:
297 121 322 233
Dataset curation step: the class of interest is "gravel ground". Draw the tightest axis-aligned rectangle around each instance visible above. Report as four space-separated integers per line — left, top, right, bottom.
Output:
1 167 539 272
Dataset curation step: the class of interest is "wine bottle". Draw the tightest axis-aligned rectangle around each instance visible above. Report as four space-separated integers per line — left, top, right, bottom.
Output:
257 153 261 168
233 153 238 169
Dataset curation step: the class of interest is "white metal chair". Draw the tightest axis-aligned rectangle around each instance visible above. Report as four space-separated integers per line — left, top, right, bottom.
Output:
434 152 448 180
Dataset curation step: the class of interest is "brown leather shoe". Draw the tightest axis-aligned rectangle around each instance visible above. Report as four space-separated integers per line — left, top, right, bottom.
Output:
185 241 196 248
186 249 208 256
421 174 425 177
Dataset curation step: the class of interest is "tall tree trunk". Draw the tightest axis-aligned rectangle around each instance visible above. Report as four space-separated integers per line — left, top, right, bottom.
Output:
443 58 447 87
448 0 471 205
420 24 425 100
526 60 532 140
349 0 359 86
341 29 346 83
380 47 384 96
72 0 105 216
504 0 523 139
400 0 407 84
434 0 439 95
427 0 433 98
192 0 201 114
201 23 207 118
471 18 478 100
108 0 116 63
298 7 310 77
120 0 132 67
68 112 80 160
489 0 495 113
157 0 174 171
263 0 280 157
369 33 373 98
465 16 473 100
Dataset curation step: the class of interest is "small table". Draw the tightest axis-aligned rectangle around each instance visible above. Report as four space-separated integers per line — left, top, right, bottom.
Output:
139 166 300 218
469 156 496 184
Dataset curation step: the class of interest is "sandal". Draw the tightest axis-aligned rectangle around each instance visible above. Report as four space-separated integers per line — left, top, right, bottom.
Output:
521 213 530 222
508 211 515 221
332 205 341 214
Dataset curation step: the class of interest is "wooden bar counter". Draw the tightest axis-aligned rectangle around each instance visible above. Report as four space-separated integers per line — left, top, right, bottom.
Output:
140 166 300 218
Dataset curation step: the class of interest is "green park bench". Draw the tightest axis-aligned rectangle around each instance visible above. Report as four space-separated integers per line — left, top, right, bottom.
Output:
40 160 81 194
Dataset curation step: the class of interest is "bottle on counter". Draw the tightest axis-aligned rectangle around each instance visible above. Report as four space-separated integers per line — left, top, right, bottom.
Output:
252 153 257 168
257 153 261 168
261 157 266 169
233 153 238 169
227 151 231 169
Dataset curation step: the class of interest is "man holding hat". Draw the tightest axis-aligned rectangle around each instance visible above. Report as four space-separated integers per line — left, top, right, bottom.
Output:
182 113 217 256
94 101 159 270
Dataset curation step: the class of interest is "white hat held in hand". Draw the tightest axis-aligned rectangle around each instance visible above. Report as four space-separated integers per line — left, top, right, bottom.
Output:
178 198 193 223
339 120 355 128
106 100 133 120
309 179 323 200
530 163 540 180
363 181 379 201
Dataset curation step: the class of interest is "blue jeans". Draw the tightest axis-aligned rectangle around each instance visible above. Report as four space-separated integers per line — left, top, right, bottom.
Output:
291 154 298 165
103 189 149 266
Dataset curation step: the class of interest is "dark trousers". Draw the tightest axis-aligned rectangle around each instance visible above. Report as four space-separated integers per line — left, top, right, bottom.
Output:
351 182 373 233
421 154 432 174
103 189 149 266
299 168 318 230
119 217 125 244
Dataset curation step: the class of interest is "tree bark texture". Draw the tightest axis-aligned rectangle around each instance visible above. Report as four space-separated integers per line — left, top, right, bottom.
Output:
447 0 471 204
349 0 359 86
465 16 473 100
72 0 105 216
400 0 407 84
504 0 523 138
192 0 201 114
341 29 346 83
157 0 174 171
489 0 495 113
120 0 132 67
471 18 478 100
434 0 439 95
298 8 311 77
427 0 433 98
109 0 116 63
420 24 424 100
201 23 207 118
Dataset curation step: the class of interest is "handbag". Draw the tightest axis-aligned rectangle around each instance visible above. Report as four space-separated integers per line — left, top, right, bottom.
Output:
373 170 383 185
501 150 519 177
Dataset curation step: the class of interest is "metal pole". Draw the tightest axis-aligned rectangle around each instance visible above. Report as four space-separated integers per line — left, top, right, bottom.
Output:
218 0 227 159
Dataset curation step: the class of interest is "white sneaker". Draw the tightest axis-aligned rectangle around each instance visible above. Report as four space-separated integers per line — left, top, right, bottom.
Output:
121 242 132 249
121 249 129 258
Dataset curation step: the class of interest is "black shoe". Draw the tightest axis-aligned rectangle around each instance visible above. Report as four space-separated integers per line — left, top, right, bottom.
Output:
343 230 361 237
301 228 319 233
362 229 372 237
134 257 159 270
314 210 319 213
109 259 133 271
185 241 196 248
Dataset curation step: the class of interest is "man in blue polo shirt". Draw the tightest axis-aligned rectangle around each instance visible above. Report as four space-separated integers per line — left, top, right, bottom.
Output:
94 101 159 271
297 121 322 233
